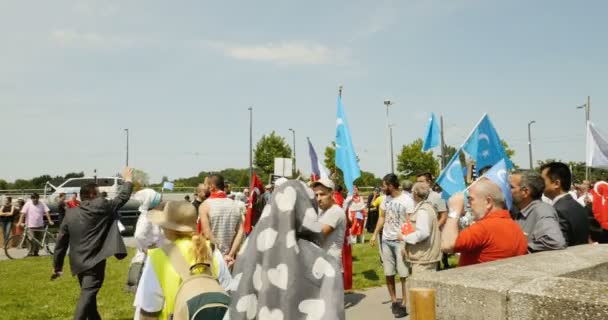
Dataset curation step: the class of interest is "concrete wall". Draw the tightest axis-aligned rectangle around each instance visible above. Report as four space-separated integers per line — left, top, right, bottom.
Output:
408 244 608 319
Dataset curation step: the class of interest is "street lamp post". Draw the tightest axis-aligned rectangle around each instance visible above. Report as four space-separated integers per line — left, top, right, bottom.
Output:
383 100 395 174
389 125 395 174
124 129 129 167
288 128 296 177
249 107 253 187
527 120 536 170
577 96 591 180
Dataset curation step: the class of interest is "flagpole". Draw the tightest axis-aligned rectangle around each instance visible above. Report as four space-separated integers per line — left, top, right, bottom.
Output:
334 85 342 183
249 106 253 187
440 115 446 170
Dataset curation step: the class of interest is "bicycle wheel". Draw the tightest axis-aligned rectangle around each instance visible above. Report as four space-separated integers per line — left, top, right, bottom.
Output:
45 233 57 255
5 234 32 260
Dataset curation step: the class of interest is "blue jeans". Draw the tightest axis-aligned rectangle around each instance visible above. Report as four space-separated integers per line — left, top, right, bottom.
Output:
2 220 12 242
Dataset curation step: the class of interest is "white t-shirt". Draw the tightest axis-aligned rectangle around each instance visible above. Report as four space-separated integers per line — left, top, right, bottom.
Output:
380 193 415 241
318 204 346 262
133 248 232 317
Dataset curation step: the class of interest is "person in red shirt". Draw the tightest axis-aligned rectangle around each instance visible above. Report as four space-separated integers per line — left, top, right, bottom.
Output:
441 178 528 267
333 185 345 208
66 193 81 208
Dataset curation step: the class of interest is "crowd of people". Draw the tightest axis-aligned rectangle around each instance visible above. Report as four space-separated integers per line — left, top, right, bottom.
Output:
1 160 606 320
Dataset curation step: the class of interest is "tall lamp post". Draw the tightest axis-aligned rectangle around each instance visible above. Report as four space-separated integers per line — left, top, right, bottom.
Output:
577 96 591 180
527 120 536 170
383 100 395 173
248 107 253 187
124 128 129 167
288 128 296 177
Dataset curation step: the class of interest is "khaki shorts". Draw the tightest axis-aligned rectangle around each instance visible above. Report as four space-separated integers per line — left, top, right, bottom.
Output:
381 240 409 278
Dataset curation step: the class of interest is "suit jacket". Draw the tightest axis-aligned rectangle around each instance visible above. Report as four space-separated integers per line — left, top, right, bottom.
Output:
553 194 590 246
53 182 133 275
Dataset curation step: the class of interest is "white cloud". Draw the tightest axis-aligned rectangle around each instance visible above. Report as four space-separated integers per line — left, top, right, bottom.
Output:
50 29 135 50
206 41 351 66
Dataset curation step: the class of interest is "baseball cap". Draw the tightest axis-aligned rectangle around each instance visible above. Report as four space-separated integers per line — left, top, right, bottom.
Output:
311 178 335 190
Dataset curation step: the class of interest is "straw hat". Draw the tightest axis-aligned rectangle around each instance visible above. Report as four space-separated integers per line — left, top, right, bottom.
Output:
147 201 197 233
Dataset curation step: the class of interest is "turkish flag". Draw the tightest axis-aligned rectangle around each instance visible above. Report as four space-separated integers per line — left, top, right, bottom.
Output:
243 174 265 235
591 181 608 230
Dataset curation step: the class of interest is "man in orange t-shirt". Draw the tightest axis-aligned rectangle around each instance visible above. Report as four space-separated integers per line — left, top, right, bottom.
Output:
441 179 528 266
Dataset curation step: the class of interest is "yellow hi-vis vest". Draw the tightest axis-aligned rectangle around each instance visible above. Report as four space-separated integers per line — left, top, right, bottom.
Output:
149 238 220 320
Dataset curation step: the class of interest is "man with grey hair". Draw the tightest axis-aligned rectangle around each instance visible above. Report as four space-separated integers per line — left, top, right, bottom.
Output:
442 179 528 266
510 171 566 252
416 172 449 269
399 182 441 273
401 180 413 197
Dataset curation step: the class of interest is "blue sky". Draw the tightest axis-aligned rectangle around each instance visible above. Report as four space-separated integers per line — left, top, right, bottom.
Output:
1 0 607 182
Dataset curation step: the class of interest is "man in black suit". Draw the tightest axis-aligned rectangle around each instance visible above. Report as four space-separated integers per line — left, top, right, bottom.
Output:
540 162 589 246
53 167 134 320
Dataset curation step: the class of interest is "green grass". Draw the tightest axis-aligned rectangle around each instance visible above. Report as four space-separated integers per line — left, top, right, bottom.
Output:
0 235 458 319
351 233 459 290
0 250 137 320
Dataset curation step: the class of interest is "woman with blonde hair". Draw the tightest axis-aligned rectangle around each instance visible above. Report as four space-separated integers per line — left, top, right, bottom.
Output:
134 201 231 320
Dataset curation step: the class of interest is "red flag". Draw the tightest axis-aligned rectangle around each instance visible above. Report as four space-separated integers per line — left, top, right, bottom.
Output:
244 173 265 234
591 181 608 230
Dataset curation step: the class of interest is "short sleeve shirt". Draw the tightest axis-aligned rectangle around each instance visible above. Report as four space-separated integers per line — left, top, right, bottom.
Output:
20 201 49 228
318 204 346 262
380 193 415 241
427 191 447 214
454 209 528 266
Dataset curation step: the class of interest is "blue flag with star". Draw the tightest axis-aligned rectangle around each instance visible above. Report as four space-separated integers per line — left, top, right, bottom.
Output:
436 150 466 200
463 114 512 174
482 158 512 210
335 95 361 194
422 112 440 151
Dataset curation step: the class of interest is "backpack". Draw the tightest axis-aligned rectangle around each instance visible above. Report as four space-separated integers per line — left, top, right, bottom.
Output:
161 243 230 320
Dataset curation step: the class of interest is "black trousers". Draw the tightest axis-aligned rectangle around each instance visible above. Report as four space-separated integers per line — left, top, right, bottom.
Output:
74 260 106 320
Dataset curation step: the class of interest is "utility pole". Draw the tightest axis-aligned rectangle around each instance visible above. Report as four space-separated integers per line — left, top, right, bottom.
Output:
249 107 253 187
124 129 129 167
383 100 395 173
289 128 296 178
527 120 536 170
577 96 591 180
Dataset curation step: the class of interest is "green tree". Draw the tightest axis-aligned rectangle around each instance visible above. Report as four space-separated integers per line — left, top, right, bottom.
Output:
132 169 150 186
396 139 440 180
355 171 382 188
30 175 53 189
0 179 8 190
324 142 344 190
254 131 292 177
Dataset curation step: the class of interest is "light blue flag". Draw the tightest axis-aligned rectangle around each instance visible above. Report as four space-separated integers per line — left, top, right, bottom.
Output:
335 95 361 194
422 113 440 151
162 181 174 191
482 158 512 210
463 114 513 174
436 150 466 200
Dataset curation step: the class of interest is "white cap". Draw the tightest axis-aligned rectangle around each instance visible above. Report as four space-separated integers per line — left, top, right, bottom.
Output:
311 178 335 190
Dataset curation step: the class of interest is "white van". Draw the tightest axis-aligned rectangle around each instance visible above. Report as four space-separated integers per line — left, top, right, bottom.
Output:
48 177 124 201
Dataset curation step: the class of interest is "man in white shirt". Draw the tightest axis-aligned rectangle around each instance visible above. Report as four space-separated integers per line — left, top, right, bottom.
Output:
370 174 414 318
311 178 346 264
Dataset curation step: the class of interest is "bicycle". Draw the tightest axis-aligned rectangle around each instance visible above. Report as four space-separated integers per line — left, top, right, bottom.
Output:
4 224 57 260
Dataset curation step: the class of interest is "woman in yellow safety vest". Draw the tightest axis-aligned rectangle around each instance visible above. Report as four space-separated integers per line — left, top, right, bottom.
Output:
133 201 232 320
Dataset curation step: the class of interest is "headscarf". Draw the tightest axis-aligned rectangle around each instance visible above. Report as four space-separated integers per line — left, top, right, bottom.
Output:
227 180 345 320
132 189 163 256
